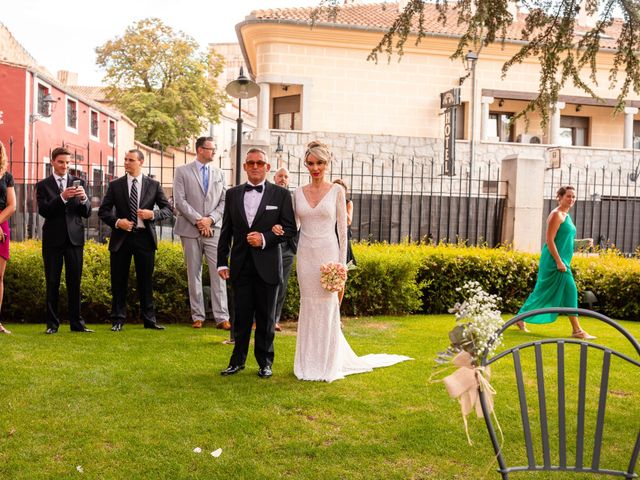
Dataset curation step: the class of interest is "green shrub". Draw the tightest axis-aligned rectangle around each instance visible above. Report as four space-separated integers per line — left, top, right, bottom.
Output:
5 240 640 322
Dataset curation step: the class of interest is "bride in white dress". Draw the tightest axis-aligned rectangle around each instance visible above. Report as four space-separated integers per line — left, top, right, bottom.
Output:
291 141 411 383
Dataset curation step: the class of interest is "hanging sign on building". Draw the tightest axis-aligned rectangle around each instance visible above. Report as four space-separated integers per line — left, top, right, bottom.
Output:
441 88 460 176
440 88 461 109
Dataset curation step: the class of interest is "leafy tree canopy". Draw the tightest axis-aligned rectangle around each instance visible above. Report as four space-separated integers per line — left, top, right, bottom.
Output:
96 18 227 147
313 0 640 124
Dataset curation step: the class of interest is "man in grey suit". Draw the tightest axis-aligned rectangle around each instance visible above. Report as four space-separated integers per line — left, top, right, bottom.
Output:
173 136 230 330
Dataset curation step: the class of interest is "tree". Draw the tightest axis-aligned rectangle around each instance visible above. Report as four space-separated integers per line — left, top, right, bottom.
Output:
96 18 227 147
312 0 640 124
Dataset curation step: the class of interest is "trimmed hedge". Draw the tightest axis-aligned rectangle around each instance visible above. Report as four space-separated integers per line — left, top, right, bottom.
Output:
4 241 640 322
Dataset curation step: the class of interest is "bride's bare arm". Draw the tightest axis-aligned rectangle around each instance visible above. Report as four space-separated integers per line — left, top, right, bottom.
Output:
335 185 348 264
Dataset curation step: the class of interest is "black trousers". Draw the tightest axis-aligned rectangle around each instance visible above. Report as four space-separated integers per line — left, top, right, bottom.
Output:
43 240 85 330
110 230 157 326
274 245 295 323
229 255 277 368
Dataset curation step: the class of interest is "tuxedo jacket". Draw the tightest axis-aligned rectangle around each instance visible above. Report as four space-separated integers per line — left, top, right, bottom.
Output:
217 181 296 285
36 175 91 248
98 175 173 252
173 161 226 238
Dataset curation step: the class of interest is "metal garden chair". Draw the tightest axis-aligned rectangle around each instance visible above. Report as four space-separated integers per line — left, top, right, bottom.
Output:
479 307 640 479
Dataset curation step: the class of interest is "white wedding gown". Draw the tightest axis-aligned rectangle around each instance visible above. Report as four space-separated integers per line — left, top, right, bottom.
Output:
293 184 412 382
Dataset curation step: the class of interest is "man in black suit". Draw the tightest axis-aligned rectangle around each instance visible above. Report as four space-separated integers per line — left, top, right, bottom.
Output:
217 148 296 378
98 148 173 331
36 146 93 334
273 167 297 332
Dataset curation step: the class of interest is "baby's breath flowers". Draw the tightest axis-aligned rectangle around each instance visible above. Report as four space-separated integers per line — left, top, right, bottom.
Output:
436 281 504 367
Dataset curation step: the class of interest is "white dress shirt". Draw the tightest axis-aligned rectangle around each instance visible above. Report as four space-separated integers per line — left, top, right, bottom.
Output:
244 180 265 227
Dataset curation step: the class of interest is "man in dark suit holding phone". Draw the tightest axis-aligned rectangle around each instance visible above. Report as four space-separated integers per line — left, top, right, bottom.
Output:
36 146 92 333
98 148 173 331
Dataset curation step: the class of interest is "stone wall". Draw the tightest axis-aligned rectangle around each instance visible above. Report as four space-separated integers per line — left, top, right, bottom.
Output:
269 130 639 196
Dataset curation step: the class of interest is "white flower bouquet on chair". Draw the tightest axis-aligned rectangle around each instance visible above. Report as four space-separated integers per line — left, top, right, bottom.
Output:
434 281 505 444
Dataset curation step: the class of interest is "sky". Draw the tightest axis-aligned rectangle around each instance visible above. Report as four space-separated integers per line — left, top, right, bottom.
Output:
2 0 324 85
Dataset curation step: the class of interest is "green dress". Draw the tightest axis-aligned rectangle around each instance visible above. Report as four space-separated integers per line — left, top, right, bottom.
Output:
519 214 578 324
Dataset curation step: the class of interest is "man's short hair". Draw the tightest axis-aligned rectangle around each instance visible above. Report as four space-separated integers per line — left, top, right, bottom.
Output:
128 148 144 161
195 136 215 151
51 146 72 161
245 147 268 163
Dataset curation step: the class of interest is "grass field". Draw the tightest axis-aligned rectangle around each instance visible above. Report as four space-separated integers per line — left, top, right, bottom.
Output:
1 316 638 479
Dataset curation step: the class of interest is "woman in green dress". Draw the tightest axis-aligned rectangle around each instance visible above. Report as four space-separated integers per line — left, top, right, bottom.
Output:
517 185 595 339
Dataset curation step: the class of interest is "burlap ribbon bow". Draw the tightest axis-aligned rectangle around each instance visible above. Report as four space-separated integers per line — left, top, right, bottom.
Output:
443 351 496 444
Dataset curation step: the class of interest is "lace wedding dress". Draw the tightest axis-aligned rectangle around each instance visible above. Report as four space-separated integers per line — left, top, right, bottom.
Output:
293 184 412 382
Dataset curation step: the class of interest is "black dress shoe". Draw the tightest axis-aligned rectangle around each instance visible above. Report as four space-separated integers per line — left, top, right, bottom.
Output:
258 366 273 378
111 323 123 332
220 365 245 376
45 328 58 334
72 327 94 333
144 323 165 330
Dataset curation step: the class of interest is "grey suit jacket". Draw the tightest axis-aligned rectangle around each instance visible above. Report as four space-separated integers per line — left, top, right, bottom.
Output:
173 161 226 238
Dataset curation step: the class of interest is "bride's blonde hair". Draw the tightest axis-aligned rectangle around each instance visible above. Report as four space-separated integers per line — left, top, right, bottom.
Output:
304 140 331 165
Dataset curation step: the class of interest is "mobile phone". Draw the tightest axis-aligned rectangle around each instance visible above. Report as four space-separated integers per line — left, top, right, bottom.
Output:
72 180 81 188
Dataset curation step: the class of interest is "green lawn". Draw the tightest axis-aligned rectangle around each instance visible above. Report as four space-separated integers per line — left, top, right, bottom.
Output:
0 316 638 479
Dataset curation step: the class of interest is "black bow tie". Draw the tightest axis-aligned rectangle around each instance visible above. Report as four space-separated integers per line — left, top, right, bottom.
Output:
244 184 263 193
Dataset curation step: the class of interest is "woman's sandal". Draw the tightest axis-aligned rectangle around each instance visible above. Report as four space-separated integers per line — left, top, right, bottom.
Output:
516 321 530 333
0 324 11 335
571 330 596 340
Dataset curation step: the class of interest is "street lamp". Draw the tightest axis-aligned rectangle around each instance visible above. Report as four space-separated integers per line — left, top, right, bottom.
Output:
464 50 478 188
225 67 260 185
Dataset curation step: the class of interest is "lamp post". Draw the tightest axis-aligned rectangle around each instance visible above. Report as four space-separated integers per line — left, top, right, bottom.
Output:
464 50 478 189
225 67 260 185
29 93 57 123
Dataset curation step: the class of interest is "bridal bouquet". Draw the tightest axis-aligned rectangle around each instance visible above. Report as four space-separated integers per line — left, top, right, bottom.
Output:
320 261 356 292
434 281 504 443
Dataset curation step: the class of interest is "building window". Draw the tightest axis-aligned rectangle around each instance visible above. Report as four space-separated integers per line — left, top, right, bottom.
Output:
107 157 115 179
634 120 640 149
66 98 78 131
69 168 87 181
90 110 99 139
273 95 301 130
488 112 515 142
108 119 116 146
559 115 589 146
93 168 104 187
37 84 51 116
455 103 466 140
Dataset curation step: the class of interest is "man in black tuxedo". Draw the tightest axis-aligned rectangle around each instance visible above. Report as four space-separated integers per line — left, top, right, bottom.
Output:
98 148 173 331
36 146 92 334
217 148 296 378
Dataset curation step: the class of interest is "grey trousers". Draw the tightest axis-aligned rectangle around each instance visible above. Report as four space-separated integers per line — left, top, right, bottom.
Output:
180 231 229 323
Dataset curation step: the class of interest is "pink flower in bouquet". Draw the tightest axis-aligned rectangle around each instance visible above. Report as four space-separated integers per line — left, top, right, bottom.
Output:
319 262 348 292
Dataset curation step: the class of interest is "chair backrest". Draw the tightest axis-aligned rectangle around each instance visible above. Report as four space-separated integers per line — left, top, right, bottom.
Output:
479 307 640 480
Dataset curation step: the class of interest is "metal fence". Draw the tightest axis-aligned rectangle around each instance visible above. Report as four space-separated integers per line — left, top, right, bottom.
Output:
6 140 508 246
279 151 507 246
544 164 640 254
